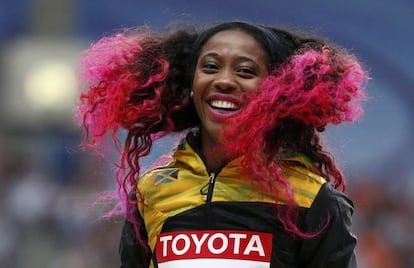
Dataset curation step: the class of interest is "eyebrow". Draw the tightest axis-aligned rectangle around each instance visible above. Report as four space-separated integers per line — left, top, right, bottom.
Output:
200 52 262 67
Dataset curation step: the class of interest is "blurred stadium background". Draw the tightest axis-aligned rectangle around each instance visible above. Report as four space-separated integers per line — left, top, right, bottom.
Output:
0 0 413 267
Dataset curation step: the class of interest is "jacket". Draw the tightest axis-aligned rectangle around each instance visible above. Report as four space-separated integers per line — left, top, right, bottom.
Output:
119 132 357 267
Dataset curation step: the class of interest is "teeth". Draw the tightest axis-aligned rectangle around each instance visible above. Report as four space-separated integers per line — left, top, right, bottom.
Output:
210 100 237 110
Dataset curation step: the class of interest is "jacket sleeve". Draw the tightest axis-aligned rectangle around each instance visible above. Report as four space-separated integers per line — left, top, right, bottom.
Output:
119 204 151 268
299 183 358 268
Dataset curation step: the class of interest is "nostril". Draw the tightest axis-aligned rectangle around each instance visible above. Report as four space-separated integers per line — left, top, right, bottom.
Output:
214 79 237 91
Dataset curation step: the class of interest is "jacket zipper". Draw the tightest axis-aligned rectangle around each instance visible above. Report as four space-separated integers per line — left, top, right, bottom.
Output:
187 131 221 227
206 172 216 204
205 172 216 227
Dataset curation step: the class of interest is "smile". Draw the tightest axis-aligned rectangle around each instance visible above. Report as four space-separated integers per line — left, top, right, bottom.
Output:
206 94 242 120
209 100 239 111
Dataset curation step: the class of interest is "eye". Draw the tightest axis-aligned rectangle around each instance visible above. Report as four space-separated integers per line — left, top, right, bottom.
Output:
202 62 219 73
237 67 256 78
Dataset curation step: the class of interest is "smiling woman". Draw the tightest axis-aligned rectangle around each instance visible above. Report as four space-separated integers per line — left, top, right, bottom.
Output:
76 21 367 268
192 30 270 170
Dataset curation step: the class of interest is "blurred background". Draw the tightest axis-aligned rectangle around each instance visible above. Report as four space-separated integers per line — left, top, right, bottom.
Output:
0 0 413 267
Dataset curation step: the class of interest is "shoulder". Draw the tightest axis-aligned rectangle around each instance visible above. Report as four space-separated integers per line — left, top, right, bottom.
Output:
311 182 355 218
279 152 354 215
279 154 326 208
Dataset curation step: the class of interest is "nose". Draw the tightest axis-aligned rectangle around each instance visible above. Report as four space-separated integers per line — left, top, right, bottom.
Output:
213 69 238 92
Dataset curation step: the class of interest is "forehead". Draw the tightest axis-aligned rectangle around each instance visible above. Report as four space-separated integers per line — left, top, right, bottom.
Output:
199 29 268 60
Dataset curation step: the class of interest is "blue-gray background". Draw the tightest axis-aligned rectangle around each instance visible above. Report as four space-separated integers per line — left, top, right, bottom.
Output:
0 1 412 267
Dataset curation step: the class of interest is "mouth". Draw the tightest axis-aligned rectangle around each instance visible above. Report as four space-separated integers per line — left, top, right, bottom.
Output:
208 99 240 111
205 94 242 120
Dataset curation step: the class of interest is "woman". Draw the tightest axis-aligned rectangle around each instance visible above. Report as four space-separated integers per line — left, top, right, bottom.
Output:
77 21 367 267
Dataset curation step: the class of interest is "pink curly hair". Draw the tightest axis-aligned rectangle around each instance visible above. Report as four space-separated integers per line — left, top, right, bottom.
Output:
221 46 367 235
76 30 186 241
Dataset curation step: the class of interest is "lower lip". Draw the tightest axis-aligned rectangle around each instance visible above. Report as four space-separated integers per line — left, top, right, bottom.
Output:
207 105 240 121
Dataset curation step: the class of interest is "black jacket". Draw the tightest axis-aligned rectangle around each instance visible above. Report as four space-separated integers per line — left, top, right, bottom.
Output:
119 133 357 267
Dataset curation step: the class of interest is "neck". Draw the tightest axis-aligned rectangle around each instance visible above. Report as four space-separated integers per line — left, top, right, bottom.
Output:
197 131 229 173
201 145 228 174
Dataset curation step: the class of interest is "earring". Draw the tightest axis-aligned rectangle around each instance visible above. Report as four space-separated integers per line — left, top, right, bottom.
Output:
190 90 194 98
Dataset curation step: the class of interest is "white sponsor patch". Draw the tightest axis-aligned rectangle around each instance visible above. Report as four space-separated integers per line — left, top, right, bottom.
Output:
156 230 272 267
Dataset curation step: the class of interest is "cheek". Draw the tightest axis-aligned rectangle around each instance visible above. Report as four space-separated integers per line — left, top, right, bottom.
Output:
192 72 209 94
244 79 265 92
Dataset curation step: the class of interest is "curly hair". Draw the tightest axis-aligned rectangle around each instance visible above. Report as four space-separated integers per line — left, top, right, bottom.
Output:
220 42 367 235
76 21 367 239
